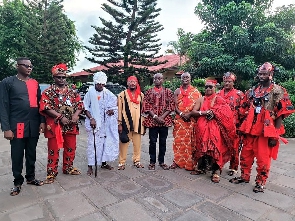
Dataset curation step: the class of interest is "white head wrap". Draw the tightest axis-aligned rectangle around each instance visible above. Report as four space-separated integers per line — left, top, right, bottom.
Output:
93 71 107 84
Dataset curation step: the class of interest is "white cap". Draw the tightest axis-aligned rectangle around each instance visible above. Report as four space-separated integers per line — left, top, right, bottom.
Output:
93 71 107 84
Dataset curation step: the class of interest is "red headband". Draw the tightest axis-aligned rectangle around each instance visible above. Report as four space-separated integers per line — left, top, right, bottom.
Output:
205 79 217 85
127 76 138 82
51 63 68 76
223 72 236 81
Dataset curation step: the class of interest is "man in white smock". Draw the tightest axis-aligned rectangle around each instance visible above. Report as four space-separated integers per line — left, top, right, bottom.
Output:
83 72 119 175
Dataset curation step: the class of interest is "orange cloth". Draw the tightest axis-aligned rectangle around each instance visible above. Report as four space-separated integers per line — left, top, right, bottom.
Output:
173 86 202 170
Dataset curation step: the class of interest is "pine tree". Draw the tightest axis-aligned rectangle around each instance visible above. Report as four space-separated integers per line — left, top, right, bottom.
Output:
86 0 164 85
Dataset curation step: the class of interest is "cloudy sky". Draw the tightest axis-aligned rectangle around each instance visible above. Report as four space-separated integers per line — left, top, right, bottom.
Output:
62 0 294 73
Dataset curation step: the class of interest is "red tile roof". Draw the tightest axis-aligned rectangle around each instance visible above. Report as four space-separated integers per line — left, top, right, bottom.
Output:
70 54 187 77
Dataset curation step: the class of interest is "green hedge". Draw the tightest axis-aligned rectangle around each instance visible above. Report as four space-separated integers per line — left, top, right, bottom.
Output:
283 113 295 138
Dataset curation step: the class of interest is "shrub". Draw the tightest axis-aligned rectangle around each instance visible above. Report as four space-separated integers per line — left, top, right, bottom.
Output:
283 113 295 138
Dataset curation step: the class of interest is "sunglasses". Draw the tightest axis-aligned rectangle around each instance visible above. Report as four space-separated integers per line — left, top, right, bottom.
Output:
54 76 67 80
205 85 214 89
18 64 34 69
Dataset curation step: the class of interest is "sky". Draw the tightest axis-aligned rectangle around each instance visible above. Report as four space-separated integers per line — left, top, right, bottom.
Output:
62 0 295 73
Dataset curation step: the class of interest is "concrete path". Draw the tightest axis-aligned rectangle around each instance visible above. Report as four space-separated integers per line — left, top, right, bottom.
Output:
0 121 295 221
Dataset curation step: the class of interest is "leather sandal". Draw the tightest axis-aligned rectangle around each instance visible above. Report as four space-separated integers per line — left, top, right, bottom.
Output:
44 175 55 184
133 162 144 168
227 169 236 176
169 162 179 169
10 185 21 196
211 174 220 183
27 179 44 186
229 176 249 184
190 169 205 175
159 163 169 170
253 183 264 193
148 163 155 170
118 164 125 170
63 167 81 175
101 164 114 170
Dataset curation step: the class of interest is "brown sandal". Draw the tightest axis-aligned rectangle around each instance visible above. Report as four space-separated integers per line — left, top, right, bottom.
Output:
63 167 81 175
211 174 220 183
169 162 179 169
159 163 169 170
148 163 155 170
118 164 125 170
44 175 55 184
134 162 144 168
190 170 205 175
229 176 249 184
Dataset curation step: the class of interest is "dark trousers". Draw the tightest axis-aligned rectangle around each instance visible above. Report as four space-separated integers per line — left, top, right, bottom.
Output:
10 137 39 186
149 127 169 164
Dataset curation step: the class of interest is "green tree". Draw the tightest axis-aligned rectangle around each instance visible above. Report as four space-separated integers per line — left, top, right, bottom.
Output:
176 0 295 90
0 0 83 83
86 0 165 85
0 0 27 79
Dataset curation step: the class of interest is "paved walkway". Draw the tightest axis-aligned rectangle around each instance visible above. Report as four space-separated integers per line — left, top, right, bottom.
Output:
0 121 295 221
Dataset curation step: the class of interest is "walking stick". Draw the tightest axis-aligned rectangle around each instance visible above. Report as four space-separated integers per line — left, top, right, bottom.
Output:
92 128 98 177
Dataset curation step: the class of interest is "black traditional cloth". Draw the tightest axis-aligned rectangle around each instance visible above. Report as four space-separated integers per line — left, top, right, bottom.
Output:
0 76 44 137
0 76 44 186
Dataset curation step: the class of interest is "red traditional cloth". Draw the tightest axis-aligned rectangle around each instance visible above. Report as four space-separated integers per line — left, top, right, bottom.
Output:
40 84 84 177
127 76 141 104
218 88 244 170
238 83 294 185
173 86 202 170
25 79 38 108
180 85 193 107
218 88 244 126
194 94 236 170
40 84 84 137
47 134 77 176
142 87 175 127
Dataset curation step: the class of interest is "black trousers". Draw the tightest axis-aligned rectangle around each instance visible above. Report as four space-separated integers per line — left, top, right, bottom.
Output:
10 137 39 186
148 127 169 164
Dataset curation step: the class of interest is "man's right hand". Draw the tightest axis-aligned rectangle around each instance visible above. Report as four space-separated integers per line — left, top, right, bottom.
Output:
90 118 96 129
118 124 122 133
4 130 14 140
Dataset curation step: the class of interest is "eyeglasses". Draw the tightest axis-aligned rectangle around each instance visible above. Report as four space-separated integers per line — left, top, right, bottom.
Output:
18 64 34 69
205 85 214 89
54 76 67 80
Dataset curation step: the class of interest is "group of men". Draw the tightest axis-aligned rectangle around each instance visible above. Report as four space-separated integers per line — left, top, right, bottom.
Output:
0 57 294 196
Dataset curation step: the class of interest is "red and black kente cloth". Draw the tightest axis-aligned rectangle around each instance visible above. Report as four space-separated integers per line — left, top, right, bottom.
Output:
142 87 175 128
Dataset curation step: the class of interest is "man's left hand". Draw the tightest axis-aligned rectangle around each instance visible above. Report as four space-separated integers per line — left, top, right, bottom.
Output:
268 138 278 147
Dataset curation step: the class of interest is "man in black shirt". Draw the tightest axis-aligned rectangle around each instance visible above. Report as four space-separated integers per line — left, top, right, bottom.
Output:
0 57 45 196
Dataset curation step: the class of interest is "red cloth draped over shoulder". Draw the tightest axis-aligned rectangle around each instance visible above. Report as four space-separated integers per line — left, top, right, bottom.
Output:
26 79 38 107
194 95 236 169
